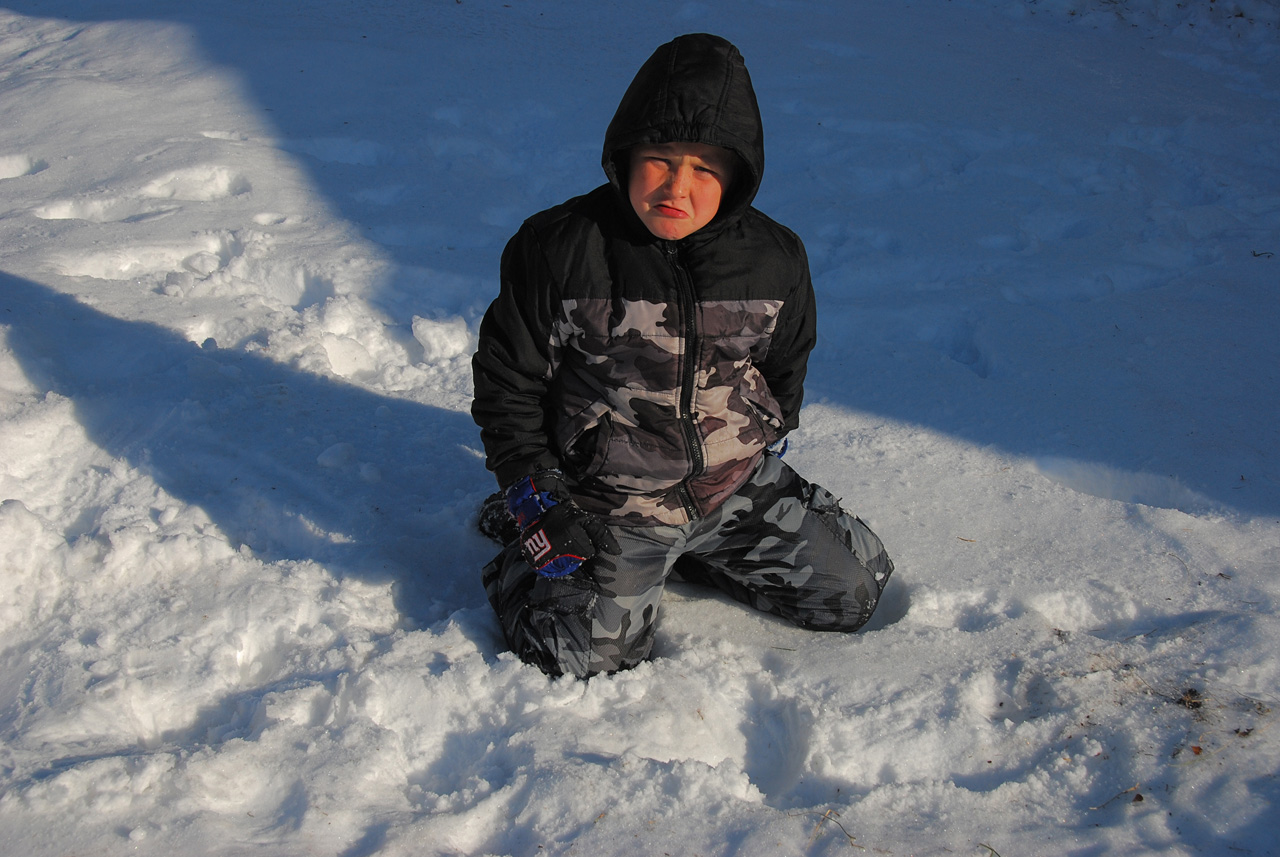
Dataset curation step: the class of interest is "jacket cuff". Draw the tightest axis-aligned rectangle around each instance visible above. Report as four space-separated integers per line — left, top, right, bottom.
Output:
493 452 562 491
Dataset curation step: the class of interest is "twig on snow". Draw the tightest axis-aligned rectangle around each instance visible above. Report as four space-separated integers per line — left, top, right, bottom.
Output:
798 809 865 850
1089 782 1141 810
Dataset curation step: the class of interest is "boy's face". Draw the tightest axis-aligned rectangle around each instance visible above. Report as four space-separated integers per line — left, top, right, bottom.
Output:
628 142 736 241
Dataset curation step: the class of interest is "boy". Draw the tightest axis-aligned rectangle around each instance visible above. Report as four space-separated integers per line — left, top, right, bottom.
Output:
472 33 894 678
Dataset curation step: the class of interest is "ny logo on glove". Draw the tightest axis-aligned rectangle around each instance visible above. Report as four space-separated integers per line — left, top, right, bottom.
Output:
522 528 553 564
505 472 620 577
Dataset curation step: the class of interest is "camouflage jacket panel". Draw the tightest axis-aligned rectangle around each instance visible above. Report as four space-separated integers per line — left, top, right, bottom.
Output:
550 295 785 524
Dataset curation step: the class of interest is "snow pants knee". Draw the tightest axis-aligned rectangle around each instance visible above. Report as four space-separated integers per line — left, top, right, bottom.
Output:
481 453 894 679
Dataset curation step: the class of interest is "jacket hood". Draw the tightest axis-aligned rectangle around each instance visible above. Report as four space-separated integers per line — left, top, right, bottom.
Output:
602 33 764 228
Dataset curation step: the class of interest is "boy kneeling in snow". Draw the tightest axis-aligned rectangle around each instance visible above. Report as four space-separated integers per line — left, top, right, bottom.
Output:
472 33 893 678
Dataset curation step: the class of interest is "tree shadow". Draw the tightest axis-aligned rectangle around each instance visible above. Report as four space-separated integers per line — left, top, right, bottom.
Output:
800 274 1280 518
4 0 1276 526
3 272 493 620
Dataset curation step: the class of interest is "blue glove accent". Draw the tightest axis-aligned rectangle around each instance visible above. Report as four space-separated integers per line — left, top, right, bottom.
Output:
767 437 789 458
529 551 586 578
504 471 565 531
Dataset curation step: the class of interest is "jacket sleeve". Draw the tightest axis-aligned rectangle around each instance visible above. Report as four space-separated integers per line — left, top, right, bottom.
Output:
758 237 817 434
471 223 564 487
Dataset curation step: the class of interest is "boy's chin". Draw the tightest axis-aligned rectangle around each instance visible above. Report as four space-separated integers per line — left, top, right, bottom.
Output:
643 217 700 241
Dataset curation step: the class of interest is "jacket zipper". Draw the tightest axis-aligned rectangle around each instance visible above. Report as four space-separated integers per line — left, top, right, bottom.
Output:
667 242 703 521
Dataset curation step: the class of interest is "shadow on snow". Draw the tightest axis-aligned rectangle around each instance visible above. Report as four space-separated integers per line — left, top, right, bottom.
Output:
6 1 1277 521
3 272 493 621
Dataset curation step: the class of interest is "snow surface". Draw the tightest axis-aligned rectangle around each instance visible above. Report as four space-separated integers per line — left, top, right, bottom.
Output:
1 1 1278 855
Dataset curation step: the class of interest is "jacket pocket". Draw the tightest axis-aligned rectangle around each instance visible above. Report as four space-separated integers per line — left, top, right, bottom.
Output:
562 411 612 478
741 385 784 444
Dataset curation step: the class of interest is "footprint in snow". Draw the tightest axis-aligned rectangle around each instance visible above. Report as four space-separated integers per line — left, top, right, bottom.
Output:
34 196 182 224
137 164 252 201
0 153 48 180
34 164 251 224
740 676 822 809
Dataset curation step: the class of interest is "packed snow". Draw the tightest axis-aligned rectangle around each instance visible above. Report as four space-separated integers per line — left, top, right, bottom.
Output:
1 1 1278 855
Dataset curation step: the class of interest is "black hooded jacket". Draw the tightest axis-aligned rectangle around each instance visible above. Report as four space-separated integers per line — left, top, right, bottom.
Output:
471 33 817 526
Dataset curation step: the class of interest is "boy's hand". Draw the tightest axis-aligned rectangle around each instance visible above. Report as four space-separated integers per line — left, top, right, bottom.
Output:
518 503 621 577
505 472 621 577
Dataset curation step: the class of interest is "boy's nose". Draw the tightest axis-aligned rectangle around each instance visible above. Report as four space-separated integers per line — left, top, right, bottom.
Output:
668 164 692 196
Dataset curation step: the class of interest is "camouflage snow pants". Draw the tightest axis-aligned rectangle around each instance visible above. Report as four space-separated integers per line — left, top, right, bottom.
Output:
481 453 894 679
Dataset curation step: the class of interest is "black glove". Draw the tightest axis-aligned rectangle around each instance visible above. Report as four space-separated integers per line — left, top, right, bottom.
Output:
505 471 621 577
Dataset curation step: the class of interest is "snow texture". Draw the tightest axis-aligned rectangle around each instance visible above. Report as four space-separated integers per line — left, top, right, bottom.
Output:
1 1 1278 855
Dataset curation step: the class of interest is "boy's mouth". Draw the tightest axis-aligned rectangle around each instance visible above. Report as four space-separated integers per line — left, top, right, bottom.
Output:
654 204 687 217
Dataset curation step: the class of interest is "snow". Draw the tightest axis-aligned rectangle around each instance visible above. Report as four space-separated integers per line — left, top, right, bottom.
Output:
1 0 1278 854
